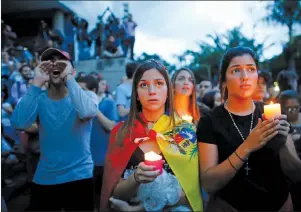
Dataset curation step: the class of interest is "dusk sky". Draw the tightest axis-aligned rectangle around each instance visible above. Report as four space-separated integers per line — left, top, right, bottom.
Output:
61 1 301 65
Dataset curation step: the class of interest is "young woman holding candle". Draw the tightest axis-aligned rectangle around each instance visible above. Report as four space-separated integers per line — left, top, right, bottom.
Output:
100 60 203 212
197 46 301 212
171 68 200 125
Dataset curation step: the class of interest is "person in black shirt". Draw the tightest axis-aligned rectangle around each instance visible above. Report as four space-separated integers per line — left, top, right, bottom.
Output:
197 47 301 212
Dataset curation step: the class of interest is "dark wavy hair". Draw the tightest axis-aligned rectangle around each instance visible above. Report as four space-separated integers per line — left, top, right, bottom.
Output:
219 46 259 101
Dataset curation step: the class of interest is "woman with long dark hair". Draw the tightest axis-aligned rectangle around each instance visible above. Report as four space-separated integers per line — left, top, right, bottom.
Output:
197 47 301 211
171 68 200 125
100 60 203 211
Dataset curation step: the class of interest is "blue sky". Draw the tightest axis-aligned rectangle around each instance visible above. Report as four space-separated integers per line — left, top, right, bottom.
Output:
61 1 301 65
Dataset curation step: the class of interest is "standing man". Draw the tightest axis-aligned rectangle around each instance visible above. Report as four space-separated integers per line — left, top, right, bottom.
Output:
198 79 212 101
123 14 137 60
11 48 98 211
115 62 137 121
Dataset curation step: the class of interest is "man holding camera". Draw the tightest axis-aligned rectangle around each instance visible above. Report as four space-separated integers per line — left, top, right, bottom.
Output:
11 48 98 211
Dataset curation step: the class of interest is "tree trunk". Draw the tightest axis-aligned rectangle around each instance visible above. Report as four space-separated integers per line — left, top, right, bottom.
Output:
287 24 296 73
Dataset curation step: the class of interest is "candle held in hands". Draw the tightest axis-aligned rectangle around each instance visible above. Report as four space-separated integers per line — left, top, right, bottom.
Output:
144 151 163 174
264 101 281 120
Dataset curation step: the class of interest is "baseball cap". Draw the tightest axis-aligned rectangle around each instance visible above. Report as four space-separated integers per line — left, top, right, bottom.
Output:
40 48 73 67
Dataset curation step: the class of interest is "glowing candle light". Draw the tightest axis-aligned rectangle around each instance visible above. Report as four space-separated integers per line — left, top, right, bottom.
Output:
144 151 163 174
182 114 193 123
264 101 281 120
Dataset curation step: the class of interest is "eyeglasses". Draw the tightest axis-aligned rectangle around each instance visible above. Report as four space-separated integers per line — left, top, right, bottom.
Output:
283 106 301 113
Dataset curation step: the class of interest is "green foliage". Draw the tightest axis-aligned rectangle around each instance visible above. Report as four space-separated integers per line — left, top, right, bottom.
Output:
188 143 198 161
136 52 176 73
262 0 301 73
262 34 301 78
262 0 301 43
177 25 274 83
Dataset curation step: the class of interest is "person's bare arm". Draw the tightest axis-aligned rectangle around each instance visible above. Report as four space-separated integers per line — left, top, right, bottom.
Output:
279 135 301 183
24 123 39 134
198 143 248 194
113 162 160 201
118 105 130 118
2 103 13 114
96 111 116 131
109 197 145 212
199 119 279 194
112 175 140 201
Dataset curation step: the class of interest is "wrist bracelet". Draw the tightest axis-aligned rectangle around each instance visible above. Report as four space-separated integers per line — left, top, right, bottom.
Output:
133 170 141 184
228 157 238 172
234 151 246 162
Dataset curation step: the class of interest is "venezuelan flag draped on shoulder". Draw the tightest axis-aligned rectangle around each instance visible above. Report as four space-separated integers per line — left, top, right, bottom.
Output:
100 114 203 212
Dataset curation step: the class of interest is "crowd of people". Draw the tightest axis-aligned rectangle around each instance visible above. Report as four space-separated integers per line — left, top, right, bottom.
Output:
101 13 137 60
1 45 301 212
73 12 137 60
1 8 138 65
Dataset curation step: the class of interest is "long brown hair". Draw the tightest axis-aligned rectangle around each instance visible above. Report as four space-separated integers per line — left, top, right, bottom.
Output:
171 68 200 124
116 59 176 146
219 46 259 102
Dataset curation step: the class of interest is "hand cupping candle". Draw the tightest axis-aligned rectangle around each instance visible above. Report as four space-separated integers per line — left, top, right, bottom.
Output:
264 101 281 120
144 151 163 175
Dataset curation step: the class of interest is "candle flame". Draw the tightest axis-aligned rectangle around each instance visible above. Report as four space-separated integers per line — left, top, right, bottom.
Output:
145 151 162 161
270 101 274 104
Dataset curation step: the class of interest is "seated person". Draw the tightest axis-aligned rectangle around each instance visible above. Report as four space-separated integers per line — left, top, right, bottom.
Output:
103 36 124 58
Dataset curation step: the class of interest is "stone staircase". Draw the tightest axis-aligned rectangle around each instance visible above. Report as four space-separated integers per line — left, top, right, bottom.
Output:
74 57 131 92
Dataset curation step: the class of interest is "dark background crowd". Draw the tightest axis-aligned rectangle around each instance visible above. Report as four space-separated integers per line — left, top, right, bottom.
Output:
1 1 301 212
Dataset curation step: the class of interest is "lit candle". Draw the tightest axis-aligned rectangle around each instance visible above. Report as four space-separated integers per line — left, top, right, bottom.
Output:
144 151 163 174
182 114 193 123
264 101 281 120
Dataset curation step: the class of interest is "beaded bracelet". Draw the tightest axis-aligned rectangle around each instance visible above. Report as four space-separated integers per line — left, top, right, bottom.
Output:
228 157 238 172
234 151 246 162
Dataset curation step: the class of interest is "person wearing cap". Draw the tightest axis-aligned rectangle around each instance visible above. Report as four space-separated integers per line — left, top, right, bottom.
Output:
252 70 271 103
11 48 98 211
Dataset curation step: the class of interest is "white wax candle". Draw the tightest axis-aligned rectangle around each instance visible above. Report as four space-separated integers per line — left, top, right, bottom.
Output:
264 102 281 120
182 114 193 123
144 151 162 161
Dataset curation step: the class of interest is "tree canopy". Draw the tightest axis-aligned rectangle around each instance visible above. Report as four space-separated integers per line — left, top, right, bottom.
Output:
136 52 176 73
